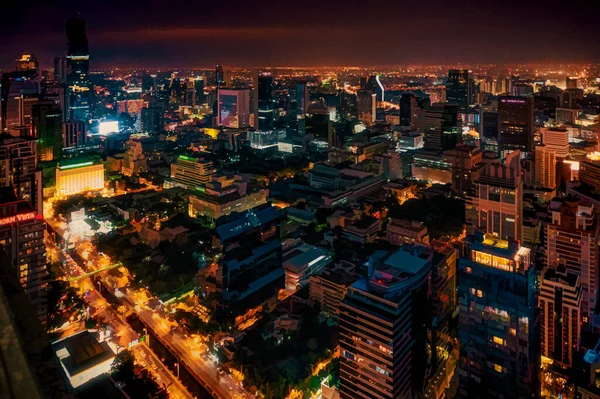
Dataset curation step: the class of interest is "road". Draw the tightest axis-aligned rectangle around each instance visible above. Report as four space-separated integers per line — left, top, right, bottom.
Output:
46 221 249 399
47 238 193 399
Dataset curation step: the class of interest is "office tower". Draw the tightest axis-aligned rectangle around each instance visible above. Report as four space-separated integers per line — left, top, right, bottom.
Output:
541 127 569 159
430 245 458 338
467 150 523 242
359 76 367 90
380 150 403 180
140 106 164 133
339 246 431 399
400 93 415 126
55 160 104 197
479 99 499 152
212 204 283 308
257 72 274 131
458 234 538 399
122 136 146 176
540 269 582 368
31 100 62 161
0 187 48 325
15 54 39 72
446 69 473 113
218 88 250 128
62 120 86 149
0 135 42 214
194 77 205 104
512 83 534 97
498 96 534 153
215 64 225 88
365 75 384 102
168 77 183 106
170 155 216 190
546 197 599 322
53 56 65 81
357 89 376 126
566 77 579 90
65 15 91 122
415 103 461 152
185 77 196 107
0 69 39 131
445 144 483 196
534 145 556 189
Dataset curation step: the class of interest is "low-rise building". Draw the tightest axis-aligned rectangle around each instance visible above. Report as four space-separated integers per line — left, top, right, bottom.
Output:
56 160 105 197
309 261 357 319
341 216 379 244
282 244 332 291
386 218 429 246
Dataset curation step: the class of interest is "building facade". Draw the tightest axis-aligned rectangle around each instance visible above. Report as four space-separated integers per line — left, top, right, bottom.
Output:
55 161 104 197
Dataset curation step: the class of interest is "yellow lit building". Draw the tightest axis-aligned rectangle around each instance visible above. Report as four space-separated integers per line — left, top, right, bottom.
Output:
56 161 105 196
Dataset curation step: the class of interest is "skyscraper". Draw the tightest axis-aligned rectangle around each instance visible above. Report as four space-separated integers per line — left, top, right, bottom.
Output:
479 99 499 153
467 151 523 242
339 246 431 399
257 72 274 131
218 88 250 129
0 187 48 325
0 69 39 131
62 120 86 149
0 134 43 215
446 69 473 113
458 234 539 399
414 103 461 152
534 145 556 189
357 89 376 126
545 197 599 322
31 100 63 161
498 96 534 154
65 15 91 122
399 93 415 126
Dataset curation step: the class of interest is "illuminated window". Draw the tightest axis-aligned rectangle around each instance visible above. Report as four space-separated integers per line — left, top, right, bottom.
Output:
493 336 505 345
477 290 483 298
465 267 472 274
470 288 476 295
494 364 503 373
510 328 516 336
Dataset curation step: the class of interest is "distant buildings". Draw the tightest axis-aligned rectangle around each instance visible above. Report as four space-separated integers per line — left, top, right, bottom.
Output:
458 234 539 398
257 72 274 131
140 106 164 133
62 120 86 149
357 90 376 126
55 160 105 197
386 218 429 246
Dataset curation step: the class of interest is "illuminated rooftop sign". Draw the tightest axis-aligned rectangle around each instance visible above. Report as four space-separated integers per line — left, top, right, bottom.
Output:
58 161 94 170
0 212 36 226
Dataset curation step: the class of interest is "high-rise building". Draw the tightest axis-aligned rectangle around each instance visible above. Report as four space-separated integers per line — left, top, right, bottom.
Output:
445 144 483 196
539 269 582 368
31 100 63 161
170 155 216 190
62 120 86 149
339 246 432 399
446 69 473 113
479 99 499 153
541 127 569 159
467 151 523 242
215 65 225 88
458 234 539 399
498 96 534 154
0 134 42 214
218 88 250 129
65 15 91 122
566 77 579 90
0 187 48 325
257 72 274 131
0 69 39 131
140 106 164 134
415 103 461 152
534 145 556 189
400 93 415 126
55 160 104 197
545 197 599 322
357 89 376 126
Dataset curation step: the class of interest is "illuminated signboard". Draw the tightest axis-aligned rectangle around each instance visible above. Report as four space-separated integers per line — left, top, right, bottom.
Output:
0 212 36 226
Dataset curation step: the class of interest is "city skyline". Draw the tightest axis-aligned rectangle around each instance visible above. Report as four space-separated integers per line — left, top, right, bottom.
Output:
2 0 600 69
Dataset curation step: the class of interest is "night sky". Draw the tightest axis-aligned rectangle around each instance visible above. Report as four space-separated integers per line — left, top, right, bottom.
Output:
2 0 599 69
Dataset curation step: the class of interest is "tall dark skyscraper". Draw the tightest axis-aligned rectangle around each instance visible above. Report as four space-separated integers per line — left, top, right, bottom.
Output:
65 15 90 123
415 103 461 152
498 96 534 153
32 100 63 161
400 93 415 126
458 234 539 399
446 69 473 113
257 72 274 131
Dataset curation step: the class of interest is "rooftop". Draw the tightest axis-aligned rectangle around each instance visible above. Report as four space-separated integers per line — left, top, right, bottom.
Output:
53 331 114 377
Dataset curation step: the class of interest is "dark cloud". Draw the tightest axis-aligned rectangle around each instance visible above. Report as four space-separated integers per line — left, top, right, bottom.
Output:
1 0 599 68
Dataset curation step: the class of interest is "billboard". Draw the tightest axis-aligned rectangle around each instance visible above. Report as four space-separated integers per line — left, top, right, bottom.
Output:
98 121 119 135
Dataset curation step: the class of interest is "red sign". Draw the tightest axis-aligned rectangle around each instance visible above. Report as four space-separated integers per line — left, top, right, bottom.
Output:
0 212 36 226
